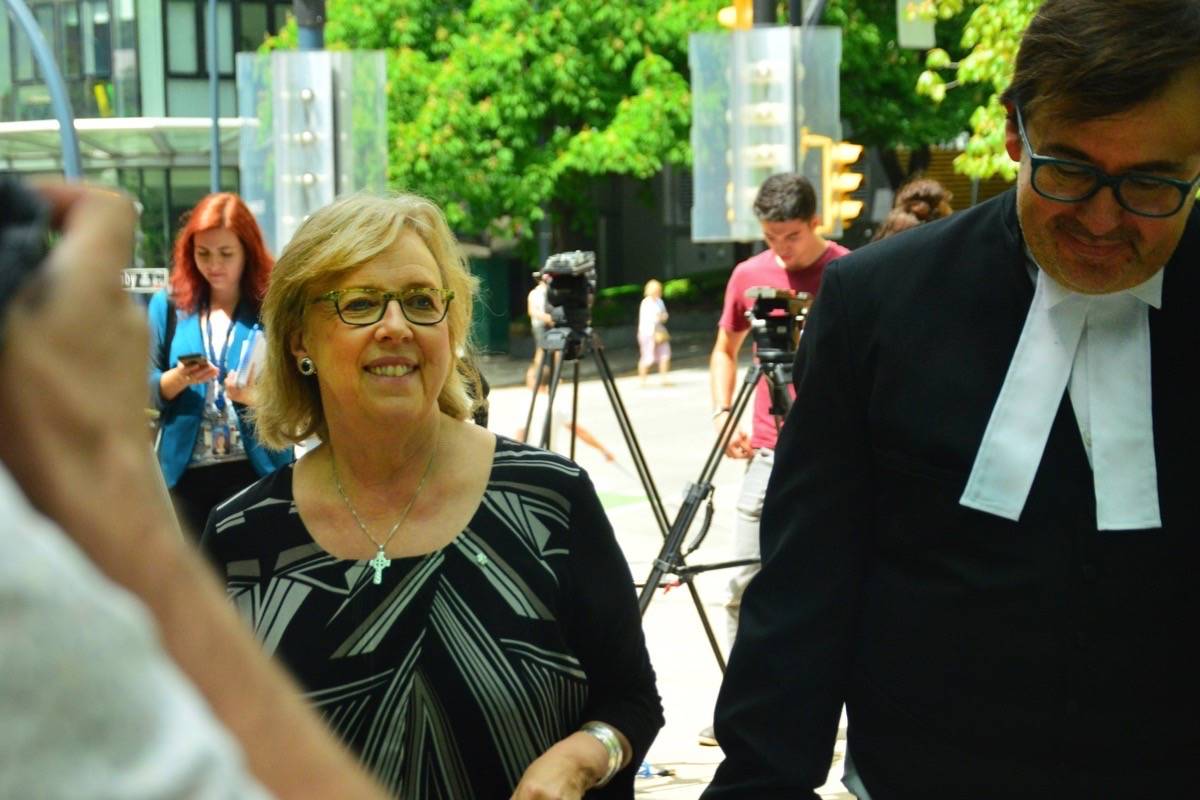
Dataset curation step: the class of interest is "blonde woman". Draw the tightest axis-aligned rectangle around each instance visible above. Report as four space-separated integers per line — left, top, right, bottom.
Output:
636 279 670 385
201 193 662 799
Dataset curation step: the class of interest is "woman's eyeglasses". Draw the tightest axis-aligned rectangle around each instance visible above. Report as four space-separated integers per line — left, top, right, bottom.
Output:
313 287 455 326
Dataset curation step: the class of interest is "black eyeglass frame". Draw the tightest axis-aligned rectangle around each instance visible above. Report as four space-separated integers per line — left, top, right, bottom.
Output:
312 287 456 327
1015 107 1200 219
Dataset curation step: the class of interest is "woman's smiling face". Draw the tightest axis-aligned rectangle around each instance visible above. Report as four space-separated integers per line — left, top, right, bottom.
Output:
294 229 452 433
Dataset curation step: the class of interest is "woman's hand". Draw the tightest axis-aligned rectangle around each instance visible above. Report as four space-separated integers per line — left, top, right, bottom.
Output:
0 184 181 539
510 731 609 800
223 367 256 406
160 360 219 402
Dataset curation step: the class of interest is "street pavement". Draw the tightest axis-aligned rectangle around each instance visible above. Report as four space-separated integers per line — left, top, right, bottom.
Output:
477 334 854 799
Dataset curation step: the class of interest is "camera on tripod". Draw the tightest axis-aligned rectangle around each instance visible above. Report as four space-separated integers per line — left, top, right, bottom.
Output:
534 250 596 333
744 286 812 364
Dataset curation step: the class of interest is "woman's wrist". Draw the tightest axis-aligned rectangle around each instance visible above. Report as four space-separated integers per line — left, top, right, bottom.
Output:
578 721 624 787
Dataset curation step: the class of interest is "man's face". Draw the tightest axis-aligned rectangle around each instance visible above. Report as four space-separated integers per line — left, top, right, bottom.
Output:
761 217 821 270
1006 66 1200 294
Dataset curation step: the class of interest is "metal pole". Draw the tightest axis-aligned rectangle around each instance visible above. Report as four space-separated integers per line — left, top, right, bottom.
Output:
207 0 220 191
752 0 776 24
4 0 81 179
789 0 804 24
294 0 325 50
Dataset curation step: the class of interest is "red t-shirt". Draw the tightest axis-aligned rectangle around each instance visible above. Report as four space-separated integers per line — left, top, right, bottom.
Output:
717 243 850 449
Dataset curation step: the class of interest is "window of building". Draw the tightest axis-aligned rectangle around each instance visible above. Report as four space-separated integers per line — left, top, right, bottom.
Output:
6 0 131 120
163 0 286 79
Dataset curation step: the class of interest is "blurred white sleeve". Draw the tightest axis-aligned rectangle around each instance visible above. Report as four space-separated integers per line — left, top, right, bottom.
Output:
0 464 274 800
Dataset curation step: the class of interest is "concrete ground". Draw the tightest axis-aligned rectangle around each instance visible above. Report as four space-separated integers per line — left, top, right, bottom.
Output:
478 337 853 799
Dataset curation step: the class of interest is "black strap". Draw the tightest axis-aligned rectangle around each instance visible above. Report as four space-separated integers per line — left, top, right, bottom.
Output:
160 297 176 367
165 301 177 355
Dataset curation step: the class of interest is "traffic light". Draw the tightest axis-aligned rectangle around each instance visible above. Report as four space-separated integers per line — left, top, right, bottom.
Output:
829 141 865 228
718 0 753 29
802 131 864 237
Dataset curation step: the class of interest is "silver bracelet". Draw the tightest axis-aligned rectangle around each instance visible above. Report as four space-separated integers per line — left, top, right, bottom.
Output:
579 721 624 787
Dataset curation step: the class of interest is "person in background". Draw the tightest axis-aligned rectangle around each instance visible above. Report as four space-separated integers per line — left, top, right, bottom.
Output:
525 272 555 388
705 0 1200 796
0 180 387 799
202 192 663 798
871 177 953 242
701 172 850 747
148 192 292 536
637 278 671 386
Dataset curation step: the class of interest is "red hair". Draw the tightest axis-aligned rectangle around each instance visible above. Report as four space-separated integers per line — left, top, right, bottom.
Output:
169 193 274 314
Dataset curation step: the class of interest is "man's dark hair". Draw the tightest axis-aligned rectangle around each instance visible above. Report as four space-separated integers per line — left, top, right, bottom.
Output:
1002 0 1200 123
752 173 817 222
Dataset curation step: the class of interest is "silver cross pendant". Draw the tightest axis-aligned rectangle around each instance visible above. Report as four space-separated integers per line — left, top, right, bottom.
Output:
368 548 391 585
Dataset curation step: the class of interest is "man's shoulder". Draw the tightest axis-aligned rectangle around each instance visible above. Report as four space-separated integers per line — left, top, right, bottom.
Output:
734 247 777 270
828 241 852 260
729 249 782 284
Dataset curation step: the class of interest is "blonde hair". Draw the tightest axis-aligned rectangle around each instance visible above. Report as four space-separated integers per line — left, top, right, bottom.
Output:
254 192 479 448
643 279 663 297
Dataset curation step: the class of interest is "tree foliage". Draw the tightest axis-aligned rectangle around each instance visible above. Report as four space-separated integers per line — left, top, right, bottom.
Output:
913 0 1041 179
269 0 725 248
823 0 982 152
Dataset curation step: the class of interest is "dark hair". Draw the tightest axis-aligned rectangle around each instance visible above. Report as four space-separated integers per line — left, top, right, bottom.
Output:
169 193 274 314
752 173 817 222
893 178 952 223
1002 0 1200 123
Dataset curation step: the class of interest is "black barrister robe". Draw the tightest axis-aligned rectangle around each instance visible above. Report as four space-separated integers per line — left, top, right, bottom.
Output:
705 191 1200 799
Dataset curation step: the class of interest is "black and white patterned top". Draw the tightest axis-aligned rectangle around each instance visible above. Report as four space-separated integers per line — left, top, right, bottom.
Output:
202 435 662 798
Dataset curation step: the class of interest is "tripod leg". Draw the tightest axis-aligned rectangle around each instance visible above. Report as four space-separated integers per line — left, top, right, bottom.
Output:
569 360 581 462
637 365 761 611
588 342 670 537
520 349 549 443
684 581 727 671
636 364 764 673
539 352 564 450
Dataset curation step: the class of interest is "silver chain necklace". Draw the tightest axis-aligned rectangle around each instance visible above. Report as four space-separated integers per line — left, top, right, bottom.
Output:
331 440 437 585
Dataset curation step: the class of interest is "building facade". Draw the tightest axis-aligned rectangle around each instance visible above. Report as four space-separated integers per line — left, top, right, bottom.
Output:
1 0 286 268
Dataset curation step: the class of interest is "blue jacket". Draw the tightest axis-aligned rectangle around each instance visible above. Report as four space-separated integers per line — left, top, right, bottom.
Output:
147 289 293 488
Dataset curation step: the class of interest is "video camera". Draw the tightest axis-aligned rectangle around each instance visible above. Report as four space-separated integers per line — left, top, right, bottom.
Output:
534 250 596 333
0 180 51 339
744 286 812 364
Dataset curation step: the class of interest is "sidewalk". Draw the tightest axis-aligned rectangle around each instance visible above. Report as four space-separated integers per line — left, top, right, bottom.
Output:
483 362 853 800
474 313 719 390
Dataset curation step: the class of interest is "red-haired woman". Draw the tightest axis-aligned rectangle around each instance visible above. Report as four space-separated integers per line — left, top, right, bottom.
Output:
148 193 293 536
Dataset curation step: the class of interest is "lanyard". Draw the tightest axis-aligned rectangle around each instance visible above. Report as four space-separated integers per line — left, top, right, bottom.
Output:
203 304 237 412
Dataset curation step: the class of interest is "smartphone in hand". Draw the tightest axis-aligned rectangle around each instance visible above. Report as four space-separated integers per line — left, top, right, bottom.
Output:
178 353 209 368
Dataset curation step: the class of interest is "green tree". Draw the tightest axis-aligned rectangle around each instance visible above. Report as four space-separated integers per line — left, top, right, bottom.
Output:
913 0 1041 179
822 0 986 188
270 0 725 252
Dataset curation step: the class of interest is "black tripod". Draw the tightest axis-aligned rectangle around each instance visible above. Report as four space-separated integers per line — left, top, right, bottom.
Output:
521 324 673 541
636 347 793 671
523 323 744 657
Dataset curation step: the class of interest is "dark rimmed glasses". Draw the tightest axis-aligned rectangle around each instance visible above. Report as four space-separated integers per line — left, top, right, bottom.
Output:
1015 107 1200 218
313 287 455 326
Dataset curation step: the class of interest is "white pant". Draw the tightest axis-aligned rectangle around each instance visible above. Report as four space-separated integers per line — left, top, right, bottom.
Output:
724 448 773 648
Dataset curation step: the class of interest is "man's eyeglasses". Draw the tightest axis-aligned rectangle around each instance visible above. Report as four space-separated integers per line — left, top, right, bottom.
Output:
1015 107 1200 218
313 287 455 326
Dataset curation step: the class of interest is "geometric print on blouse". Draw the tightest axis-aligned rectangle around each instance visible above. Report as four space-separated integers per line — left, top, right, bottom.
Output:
209 442 592 797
